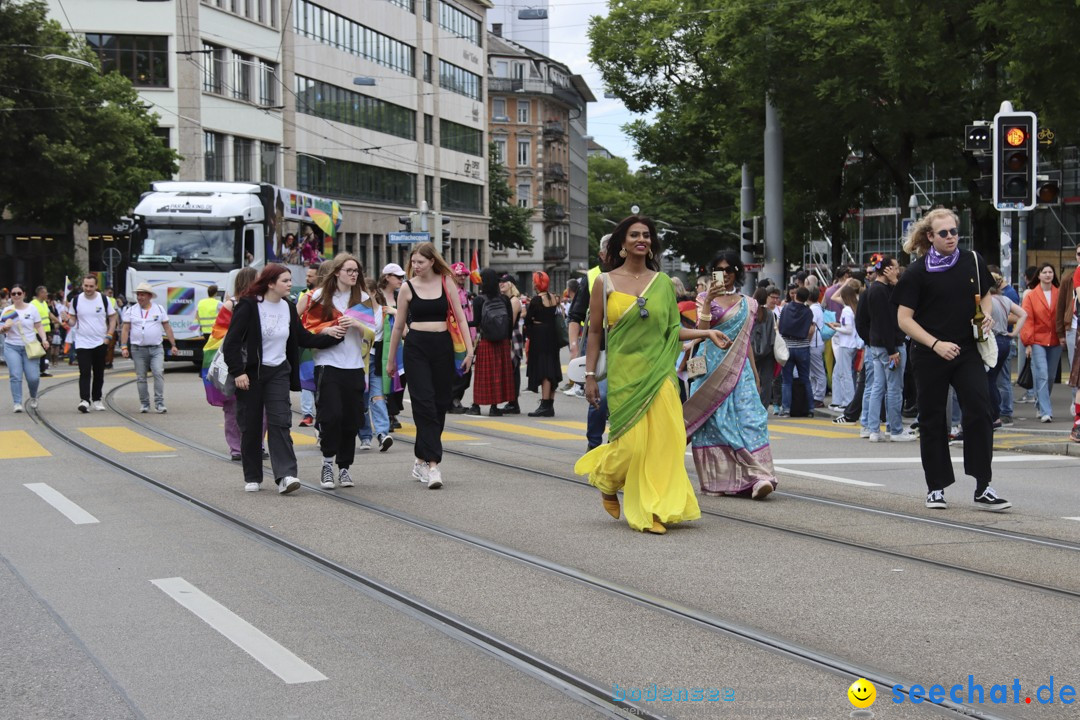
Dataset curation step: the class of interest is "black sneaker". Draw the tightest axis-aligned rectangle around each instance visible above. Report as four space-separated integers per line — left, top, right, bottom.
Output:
925 490 947 509
464 405 481 416
974 487 1011 512
378 433 394 452
776 409 790 418
320 463 335 489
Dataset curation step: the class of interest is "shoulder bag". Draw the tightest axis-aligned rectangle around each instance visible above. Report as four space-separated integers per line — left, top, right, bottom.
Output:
772 318 789 365
15 320 45 359
206 347 235 397
973 251 998 369
567 274 608 383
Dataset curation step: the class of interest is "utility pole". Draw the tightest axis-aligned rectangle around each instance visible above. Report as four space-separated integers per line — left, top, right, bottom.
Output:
740 163 755 292
763 95 784 284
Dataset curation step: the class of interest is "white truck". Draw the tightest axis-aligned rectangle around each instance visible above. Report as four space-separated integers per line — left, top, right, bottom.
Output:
126 181 339 361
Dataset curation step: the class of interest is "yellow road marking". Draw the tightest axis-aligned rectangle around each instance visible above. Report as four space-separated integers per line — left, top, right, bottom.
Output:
0 431 51 459
290 431 318 446
397 421 477 442
539 420 588 430
460 419 581 440
767 423 857 439
79 427 174 452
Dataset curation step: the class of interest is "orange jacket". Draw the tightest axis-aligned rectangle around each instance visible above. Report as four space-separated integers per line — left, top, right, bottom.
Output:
1021 285 1060 347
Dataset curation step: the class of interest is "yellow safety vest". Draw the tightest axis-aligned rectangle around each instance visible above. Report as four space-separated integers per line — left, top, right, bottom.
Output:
584 265 602 323
30 298 52 332
196 296 222 333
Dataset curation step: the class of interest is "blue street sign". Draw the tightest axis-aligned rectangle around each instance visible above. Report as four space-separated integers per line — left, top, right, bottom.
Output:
901 218 914 240
389 231 430 245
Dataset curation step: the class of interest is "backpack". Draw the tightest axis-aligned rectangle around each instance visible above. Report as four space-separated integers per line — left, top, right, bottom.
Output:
820 309 837 342
479 295 510 341
750 313 775 357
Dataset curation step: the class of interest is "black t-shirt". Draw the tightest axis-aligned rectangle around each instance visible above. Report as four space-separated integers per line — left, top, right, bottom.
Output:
892 251 994 348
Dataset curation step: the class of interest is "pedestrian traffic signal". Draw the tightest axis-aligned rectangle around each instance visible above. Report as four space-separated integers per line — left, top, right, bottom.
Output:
1037 170 1061 205
993 110 1037 210
741 216 763 258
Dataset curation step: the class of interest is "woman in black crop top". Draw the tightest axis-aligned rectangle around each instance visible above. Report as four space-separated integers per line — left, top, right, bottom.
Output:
384 242 474 489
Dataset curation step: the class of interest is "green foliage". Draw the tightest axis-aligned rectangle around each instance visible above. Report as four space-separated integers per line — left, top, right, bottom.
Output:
42 255 82 295
0 0 178 226
487 142 534 251
587 154 639 261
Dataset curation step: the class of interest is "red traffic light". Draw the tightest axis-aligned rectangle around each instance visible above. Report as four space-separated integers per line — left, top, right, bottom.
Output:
1005 126 1027 147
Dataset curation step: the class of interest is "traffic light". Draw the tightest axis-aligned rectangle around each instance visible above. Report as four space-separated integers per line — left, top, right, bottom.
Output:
397 214 413 232
741 216 763 258
965 122 994 201
435 214 451 248
993 110 1037 210
1037 170 1061 205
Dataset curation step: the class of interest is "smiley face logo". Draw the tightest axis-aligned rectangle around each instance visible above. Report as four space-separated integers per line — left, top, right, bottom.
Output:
848 678 876 708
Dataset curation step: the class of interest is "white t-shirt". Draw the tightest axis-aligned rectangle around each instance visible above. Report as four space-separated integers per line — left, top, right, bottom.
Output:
70 292 117 350
832 306 863 349
124 303 169 346
1 304 42 347
310 289 381 370
257 297 291 367
809 302 825 349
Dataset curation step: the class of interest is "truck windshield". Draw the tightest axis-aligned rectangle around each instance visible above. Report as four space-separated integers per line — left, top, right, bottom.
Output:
135 227 237 268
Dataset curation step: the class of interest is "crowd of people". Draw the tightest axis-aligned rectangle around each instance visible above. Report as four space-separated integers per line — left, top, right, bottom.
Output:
7 210 1080 529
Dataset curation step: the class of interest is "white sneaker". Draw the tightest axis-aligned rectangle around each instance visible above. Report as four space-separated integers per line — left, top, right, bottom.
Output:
889 431 918 442
155 405 167 414
93 401 105 411
27 398 37 410
869 432 890 442
13 403 23 414
411 461 429 482
78 400 89 413
338 468 354 487
426 465 443 489
358 438 372 451
139 405 150 413
859 428 871 439
278 476 300 494
751 479 773 500
1040 415 1053 423
244 482 260 492
562 385 579 396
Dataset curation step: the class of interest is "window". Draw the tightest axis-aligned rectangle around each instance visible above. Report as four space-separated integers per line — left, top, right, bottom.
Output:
233 137 254 181
233 52 252 101
517 139 530 166
153 127 171 148
387 0 414 11
517 183 531 208
438 1 481 46
260 141 279 183
204 131 226 180
516 100 529 124
423 53 432 83
295 75 415 140
494 60 508 78
269 0 278 27
424 114 433 145
439 59 481 101
440 118 482 156
512 62 524 80
259 60 277 105
85 34 168 87
298 155 416 206
203 43 226 94
441 179 482 213
492 98 507 121
296 1 414 76
493 138 507 163
425 176 434 208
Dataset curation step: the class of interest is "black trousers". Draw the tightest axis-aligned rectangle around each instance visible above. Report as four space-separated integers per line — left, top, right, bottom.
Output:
76 344 108 401
236 363 296 484
314 364 365 468
912 344 993 492
404 330 454 463
452 366 473 402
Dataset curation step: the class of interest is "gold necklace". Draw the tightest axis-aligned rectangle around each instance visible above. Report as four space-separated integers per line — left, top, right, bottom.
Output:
616 268 646 280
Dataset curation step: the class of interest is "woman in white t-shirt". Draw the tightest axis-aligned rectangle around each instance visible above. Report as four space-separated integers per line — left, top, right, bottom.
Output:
304 253 381 489
826 283 863 409
1 284 49 412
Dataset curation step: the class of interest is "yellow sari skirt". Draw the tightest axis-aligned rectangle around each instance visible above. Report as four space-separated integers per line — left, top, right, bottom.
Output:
575 377 701 532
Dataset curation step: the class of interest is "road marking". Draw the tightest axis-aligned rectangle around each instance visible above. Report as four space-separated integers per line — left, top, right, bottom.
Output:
460 419 581 440
540 420 588 430
397 421 476 442
79 427 174 453
1064 517 1080 522
290 431 317 446
151 577 327 684
24 483 99 524
773 467 883 487
768 423 857 439
0 430 51 459
776 455 1076 465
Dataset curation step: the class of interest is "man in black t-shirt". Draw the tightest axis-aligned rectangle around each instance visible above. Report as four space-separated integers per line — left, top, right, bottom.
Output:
894 209 1010 512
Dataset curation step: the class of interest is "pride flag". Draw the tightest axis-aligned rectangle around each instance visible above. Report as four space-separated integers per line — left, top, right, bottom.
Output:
301 297 378 383
200 304 233 407
444 278 468 376
469 249 481 285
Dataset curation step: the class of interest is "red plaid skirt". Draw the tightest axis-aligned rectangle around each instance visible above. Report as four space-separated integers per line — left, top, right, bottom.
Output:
473 338 515 405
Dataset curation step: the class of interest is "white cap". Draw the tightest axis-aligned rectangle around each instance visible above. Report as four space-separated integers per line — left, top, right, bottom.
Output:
381 263 406 277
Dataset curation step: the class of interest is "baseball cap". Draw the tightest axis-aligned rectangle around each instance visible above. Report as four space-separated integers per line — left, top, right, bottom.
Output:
499 273 514 283
381 263 406 277
450 262 469 275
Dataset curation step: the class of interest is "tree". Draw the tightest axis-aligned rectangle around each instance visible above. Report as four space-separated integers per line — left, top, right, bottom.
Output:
0 1 178 240
587 154 640 262
487 142 534 250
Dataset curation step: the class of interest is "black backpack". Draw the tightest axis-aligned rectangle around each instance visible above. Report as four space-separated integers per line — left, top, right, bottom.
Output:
479 295 510 341
750 313 775 357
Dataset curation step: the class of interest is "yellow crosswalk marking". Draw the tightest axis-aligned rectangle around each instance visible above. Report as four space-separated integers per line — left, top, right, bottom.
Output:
460 419 581 440
768 423 856 439
290 431 318 446
0 430 51 459
539 420 588 430
397 421 477 442
79 427 174 452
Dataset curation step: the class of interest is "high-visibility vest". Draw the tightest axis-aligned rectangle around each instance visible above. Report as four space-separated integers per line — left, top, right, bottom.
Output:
196 296 222 333
30 298 52 332
584 265 602 323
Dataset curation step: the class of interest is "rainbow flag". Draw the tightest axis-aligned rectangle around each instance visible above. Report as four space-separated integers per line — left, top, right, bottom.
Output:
678 300 698 327
469 249 481 285
200 304 233 407
444 278 468 376
322 235 334 258
381 313 404 395
301 298 378 381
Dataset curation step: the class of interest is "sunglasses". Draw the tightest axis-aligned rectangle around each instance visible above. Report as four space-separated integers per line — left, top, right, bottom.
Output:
636 296 649 319
11 291 23 296
935 227 959 239
715 266 735 273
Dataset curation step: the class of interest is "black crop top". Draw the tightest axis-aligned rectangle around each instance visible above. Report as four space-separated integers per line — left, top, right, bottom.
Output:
406 280 448 323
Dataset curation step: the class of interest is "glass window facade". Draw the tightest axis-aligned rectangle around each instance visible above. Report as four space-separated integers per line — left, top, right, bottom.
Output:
440 118 483 156
439 60 481 101
203 43 226 94
295 75 415 140
517 139 530 165
295 0 415 77
260 141 279 184
86 34 168 87
259 60 277 105
299 155 416 206
441 179 482 213
438 1 481 45
233 51 253 101
234 137 254 181
204 131 226 180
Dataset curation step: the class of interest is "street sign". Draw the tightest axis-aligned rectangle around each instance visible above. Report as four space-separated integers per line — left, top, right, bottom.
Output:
388 231 430 245
901 218 914 239
744 262 763 271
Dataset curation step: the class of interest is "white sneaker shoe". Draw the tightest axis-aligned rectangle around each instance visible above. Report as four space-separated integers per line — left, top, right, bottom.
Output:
869 432 890 442
278 476 300 494
889 431 918 442
27 398 37 410
411 461 429 482
426 465 443 489
93 401 105 411
751 479 773 500
139 405 150 413
562 385 579 396
13 403 23 413
78 400 89 413
1040 415 1053 423
244 482 260 492
338 468 354 487
859 428 871 439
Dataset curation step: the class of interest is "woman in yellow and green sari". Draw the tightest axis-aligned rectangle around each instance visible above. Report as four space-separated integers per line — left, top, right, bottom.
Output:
575 216 731 534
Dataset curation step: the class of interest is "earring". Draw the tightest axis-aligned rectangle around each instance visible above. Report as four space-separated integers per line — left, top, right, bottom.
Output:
648 250 654 259
619 248 627 258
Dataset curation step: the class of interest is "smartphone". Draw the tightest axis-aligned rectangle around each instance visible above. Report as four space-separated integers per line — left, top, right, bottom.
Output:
712 271 726 284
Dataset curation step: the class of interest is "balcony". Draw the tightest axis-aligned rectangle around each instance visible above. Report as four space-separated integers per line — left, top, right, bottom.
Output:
488 78 584 111
543 121 565 138
544 163 567 183
543 202 566 221
543 245 568 262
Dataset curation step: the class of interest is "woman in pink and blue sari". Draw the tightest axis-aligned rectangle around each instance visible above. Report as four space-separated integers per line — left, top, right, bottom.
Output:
684 251 777 500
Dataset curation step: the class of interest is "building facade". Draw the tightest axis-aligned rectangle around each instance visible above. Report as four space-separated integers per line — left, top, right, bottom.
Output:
485 31 593 293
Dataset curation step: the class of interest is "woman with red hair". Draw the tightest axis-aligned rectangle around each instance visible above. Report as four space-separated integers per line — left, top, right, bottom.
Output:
524 271 563 416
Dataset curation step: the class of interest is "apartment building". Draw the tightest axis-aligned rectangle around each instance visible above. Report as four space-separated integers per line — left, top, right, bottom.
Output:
486 30 594 293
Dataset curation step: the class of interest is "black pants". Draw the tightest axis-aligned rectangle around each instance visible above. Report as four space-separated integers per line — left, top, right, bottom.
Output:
314 364 365 468
404 330 454 463
755 353 776 408
452 365 473 402
236 363 296 484
76 344 108 401
912 344 993 492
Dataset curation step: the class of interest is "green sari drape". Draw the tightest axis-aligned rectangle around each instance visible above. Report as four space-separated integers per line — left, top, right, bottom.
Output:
606 273 682 441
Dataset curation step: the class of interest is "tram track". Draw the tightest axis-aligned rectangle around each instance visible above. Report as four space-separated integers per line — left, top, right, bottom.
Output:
27 375 1028 719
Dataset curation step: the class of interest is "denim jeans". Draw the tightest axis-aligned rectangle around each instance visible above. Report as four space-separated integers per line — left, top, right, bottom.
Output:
860 354 875 432
358 368 389 441
300 388 314 417
867 345 906 435
985 334 1012 422
781 346 812 412
831 345 857 408
580 335 608 448
1030 343 1063 418
4 343 40 406
996 339 1015 416
130 343 165 408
